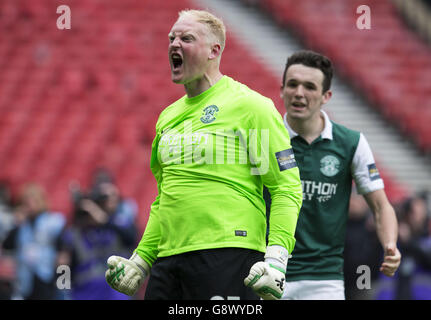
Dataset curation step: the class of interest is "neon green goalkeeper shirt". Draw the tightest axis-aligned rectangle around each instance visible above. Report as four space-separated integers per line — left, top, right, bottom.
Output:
135 76 302 266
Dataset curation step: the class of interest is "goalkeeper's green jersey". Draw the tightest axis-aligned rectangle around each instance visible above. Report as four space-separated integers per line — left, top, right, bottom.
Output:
135 76 303 266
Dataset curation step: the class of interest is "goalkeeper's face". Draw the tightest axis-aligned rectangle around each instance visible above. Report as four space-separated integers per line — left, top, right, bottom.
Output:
168 16 215 84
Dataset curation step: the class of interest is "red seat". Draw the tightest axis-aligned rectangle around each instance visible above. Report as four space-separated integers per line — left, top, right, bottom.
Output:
0 0 419 218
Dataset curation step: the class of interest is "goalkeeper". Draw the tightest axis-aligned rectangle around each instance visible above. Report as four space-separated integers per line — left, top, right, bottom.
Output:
105 9 302 300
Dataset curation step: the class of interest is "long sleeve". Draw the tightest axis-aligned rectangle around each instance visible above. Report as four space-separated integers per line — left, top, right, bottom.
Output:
249 98 303 254
134 132 163 267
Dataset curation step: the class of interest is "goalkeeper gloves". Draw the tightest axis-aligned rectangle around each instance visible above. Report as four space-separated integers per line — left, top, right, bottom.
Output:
105 253 150 296
244 245 290 300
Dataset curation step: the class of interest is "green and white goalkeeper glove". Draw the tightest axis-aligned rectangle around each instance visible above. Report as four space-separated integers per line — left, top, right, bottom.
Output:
105 253 150 296
244 245 290 300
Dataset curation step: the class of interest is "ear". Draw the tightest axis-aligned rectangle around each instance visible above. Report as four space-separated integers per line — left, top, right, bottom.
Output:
322 90 332 105
209 43 222 60
279 83 285 99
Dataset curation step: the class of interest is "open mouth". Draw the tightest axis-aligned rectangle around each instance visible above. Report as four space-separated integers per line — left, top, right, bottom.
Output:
292 101 306 107
171 53 183 70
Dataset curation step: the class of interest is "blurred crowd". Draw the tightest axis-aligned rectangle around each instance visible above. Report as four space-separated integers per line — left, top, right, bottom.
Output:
0 168 139 300
1 172 430 299
344 189 431 300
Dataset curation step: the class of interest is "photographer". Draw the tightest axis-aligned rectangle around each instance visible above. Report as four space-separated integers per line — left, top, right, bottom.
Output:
58 182 138 300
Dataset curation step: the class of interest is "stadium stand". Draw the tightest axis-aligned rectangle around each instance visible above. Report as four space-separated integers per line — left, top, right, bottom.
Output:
0 0 292 229
392 0 431 49
251 0 431 154
0 0 412 233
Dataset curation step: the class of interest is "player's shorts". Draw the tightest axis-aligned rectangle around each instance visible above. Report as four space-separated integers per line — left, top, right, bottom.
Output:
282 280 345 300
144 247 264 300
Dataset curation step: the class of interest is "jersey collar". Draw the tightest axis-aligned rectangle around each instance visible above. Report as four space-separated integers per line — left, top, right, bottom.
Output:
283 110 333 140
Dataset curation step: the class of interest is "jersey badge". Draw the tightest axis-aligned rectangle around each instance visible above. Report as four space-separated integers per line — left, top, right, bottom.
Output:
200 105 219 124
320 155 340 177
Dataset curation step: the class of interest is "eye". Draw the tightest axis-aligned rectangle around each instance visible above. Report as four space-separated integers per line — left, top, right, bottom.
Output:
305 84 317 90
287 81 297 88
182 36 193 42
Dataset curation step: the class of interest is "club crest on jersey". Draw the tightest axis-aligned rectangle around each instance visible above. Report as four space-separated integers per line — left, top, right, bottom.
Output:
320 155 340 177
200 105 219 124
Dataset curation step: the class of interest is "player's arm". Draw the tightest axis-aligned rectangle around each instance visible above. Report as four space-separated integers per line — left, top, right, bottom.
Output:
134 194 161 266
352 133 401 277
363 189 400 277
249 97 302 253
105 131 163 295
244 98 303 300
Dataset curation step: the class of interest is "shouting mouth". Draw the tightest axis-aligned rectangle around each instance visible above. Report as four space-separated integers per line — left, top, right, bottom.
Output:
171 53 183 72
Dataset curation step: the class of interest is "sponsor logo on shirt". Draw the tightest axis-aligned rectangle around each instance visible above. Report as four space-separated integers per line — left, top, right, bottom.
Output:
200 105 219 124
302 180 338 202
320 155 340 177
367 163 381 181
157 120 270 175
275 148 297 171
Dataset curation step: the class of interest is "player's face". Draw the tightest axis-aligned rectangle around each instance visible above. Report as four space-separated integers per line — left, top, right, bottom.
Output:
280 64 331 121
168 17 213 84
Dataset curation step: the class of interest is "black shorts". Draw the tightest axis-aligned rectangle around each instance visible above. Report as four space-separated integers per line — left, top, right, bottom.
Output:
144 248 264 300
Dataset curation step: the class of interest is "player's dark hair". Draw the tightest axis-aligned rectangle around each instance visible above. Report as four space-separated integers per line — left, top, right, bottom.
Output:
282 50 333 93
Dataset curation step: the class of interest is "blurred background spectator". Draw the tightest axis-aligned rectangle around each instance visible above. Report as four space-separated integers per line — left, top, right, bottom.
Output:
394 192 431 299
0 181 16 300
372 192 431 299
57 170 138 300
0 181 14 243
345 190 431 300
1 183 65 300
344 190 382 300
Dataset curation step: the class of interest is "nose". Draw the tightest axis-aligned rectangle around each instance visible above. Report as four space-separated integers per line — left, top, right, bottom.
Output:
170 37 181 49
294 85 305 98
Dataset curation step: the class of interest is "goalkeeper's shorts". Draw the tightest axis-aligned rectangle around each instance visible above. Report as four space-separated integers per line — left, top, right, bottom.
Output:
145 247 264 300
